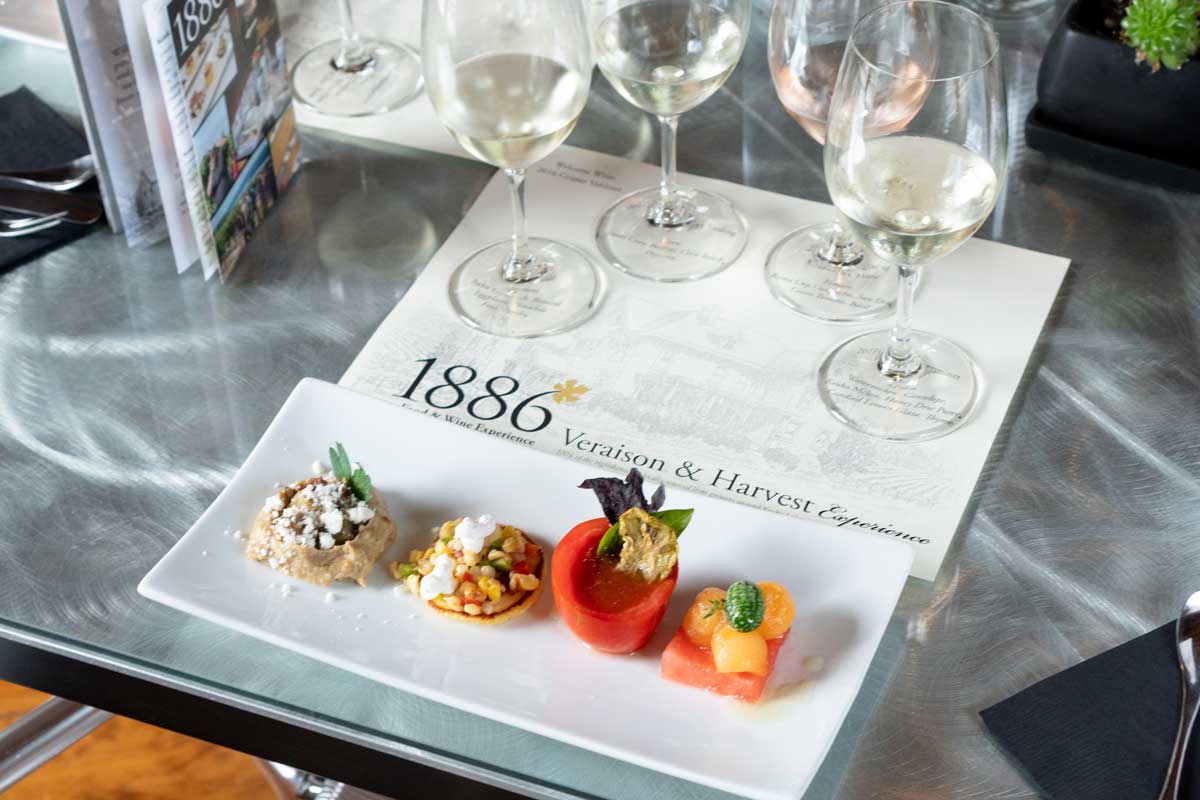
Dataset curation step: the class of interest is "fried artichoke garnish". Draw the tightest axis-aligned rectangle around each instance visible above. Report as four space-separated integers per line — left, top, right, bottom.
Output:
615 507 678 582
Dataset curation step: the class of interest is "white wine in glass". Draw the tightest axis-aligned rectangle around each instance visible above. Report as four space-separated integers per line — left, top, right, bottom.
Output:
593 0 752 282
290 0 423 117
818 0 1008 441
423 0 603 338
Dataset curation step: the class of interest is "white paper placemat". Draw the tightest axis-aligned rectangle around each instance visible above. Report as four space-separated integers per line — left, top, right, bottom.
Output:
341 144 1070 580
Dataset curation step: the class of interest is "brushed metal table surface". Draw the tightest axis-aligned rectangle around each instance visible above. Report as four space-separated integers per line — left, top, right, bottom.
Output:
3 1 1200 798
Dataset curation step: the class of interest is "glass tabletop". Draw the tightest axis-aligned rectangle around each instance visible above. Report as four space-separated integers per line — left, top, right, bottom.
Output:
3 1 1200 798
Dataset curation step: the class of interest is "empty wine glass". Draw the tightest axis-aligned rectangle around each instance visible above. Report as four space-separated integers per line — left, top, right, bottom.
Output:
819 0 1007 441
423 0 603 338
765 0 916 323
592 0 752 282
291 0 423 117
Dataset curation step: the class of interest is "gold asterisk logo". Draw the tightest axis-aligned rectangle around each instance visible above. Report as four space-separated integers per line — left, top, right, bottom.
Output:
552 379 590 404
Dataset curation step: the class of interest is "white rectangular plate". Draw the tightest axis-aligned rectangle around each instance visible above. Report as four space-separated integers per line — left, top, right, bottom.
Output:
140 379 912 800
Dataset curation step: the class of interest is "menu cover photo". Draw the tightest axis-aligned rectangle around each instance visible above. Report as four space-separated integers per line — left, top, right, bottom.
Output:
144 0 300 279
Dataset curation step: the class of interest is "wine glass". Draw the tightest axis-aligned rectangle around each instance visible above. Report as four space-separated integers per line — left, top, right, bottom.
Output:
423 0 603 338
765 0 920 323
290 0 423 117
592 0 752 282
818 0 1007 441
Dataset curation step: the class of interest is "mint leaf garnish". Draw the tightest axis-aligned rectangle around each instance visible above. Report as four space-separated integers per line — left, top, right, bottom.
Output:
327 442 371 502
349 466 372 503
329 442 351 480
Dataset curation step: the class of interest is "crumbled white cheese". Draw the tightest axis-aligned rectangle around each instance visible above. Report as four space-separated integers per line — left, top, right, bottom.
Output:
318 533 334 550
311 460 325 475
346 503 375 525
455 514 496 554
233 529 244 540
324 592 337 604
419 554 458 599
264 495 285 512
320 509 344 534
392 585 405 596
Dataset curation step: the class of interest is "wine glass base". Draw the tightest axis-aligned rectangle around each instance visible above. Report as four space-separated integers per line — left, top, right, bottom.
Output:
817 329 982 442
765 223 899 323
595 186 748 282
448 238 604 338
291 39 423 117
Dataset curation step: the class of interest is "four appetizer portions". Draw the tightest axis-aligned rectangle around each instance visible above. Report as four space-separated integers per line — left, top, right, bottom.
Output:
391 515 544 624
245 455 801 700
246 443 395 586
661 581 796 702
552 469 693 654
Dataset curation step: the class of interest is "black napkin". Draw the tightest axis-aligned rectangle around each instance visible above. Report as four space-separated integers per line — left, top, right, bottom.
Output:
981 622 1198 800
0 86 95 272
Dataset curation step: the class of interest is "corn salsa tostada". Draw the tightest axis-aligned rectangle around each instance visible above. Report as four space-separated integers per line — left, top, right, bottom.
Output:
391 515 544 625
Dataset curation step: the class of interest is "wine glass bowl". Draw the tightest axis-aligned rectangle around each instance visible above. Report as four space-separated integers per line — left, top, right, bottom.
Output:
817 0 1007 441
423 0 603 337
592 0 752 282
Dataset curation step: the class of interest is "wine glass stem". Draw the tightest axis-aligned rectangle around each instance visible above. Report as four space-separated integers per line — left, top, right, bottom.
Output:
879 264 921 379
647 115 694 228
501 168 544 283
334 0 371 72
816 220 865 267
658 114 679 204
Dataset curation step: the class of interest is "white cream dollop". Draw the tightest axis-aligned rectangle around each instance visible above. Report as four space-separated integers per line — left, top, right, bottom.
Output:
419 553 458 599
455 514 496 554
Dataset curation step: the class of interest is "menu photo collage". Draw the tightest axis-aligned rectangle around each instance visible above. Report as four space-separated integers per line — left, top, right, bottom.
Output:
177 0 300 273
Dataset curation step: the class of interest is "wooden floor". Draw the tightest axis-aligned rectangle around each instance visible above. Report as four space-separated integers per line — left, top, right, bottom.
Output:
0 681 280 799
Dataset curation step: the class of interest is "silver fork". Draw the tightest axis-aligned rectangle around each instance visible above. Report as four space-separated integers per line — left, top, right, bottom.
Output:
0 211 68 238
0 156 96 192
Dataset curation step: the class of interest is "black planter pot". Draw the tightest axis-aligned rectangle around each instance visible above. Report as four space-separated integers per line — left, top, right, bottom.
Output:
1028 0 1200 188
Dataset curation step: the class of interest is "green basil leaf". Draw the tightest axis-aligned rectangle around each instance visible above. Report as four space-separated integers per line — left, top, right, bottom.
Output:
595 521 622 558
654 508 693 537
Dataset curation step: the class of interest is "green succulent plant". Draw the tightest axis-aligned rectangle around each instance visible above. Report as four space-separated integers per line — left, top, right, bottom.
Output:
1121 0 1200 70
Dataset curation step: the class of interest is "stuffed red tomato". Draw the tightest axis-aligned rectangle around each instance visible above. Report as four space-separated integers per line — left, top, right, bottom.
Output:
552 469 692 655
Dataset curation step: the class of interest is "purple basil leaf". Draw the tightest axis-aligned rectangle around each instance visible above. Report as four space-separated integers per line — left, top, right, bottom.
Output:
648 483 666 512
579 468 665 523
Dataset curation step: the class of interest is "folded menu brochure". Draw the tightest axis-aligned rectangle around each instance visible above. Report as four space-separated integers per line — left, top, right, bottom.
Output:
142 0 300 279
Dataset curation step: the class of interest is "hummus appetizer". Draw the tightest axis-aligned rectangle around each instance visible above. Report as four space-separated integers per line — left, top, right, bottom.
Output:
661 581 795 702
246 443 395 587
390 515 544 624
552 469 693 654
